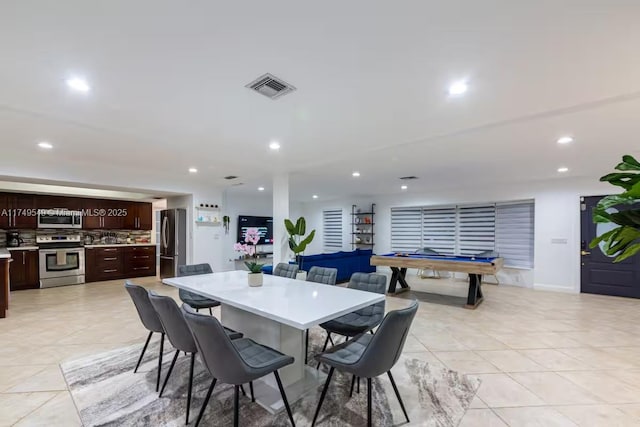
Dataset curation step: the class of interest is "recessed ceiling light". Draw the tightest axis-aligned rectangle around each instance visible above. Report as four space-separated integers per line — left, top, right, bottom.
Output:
37 141 53 149
557 167 569 173
66 77 90 93
401 185 408 190
188 167 198 173
352 171 360 177
557 136 574 144
258 187 265 191
448 80 468 96
312 195 318 199
269 141 281 150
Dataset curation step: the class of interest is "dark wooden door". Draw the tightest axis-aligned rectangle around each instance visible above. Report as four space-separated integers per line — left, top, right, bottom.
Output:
0 194 10 229
9 249 39 290
122 201 137 229
580 196 640 298
138 203 153 230
11 195 37 229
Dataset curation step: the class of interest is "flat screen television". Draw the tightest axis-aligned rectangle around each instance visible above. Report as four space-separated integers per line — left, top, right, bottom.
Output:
237 215 273 245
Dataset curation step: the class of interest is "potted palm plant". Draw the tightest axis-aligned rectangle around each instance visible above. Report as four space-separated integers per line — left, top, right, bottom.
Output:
590 155 640 261
285 216 316 279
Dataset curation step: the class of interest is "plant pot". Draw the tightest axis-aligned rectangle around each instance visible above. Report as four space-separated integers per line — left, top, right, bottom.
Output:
296 271 307 281
248 272 263 287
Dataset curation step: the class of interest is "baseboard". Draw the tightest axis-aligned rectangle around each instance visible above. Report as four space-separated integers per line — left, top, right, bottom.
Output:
533 283 578 294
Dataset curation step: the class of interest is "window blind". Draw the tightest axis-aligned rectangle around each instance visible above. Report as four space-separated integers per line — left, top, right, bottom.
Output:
422 207 456 255
390 207 422 252
495 201 535 268
389 200 535 269
458 205 496 255
323 209 343 251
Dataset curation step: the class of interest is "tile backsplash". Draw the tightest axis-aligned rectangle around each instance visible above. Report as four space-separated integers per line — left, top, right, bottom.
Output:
0 229 152 247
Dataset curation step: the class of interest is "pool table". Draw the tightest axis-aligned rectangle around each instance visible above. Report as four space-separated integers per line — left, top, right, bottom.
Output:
370 253 504 309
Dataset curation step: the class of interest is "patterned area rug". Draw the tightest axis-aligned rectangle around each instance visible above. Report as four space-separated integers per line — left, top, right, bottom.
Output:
61 330 480 426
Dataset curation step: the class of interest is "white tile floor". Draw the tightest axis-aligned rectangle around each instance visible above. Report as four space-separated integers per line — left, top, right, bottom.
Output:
1 274 640 426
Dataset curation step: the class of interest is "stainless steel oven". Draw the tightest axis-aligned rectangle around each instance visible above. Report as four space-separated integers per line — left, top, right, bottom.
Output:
37 235 85 287
37 209 82 229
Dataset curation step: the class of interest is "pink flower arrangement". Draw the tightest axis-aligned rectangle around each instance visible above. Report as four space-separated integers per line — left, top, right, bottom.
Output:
234 227 263 273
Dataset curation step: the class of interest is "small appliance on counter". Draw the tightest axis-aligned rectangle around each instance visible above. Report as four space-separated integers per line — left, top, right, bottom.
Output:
6 231 24 248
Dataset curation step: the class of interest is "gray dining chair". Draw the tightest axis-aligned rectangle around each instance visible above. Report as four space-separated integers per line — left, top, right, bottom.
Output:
124 281 166 392
317 273 386 365
149 291 243 425
273 262 299 279
181 304 296 427
306 266 338 286
312 300 419 427
304 266 338 363
177 263 220 315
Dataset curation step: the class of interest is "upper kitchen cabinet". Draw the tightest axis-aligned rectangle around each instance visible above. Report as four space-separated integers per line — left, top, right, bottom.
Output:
123 202 153 230
0 193 37 229
11 194 38 229
37 195 80 210
81 198 124 230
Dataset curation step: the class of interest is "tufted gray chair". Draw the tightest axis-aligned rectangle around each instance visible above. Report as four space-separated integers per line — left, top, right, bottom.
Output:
181 304 296 427
317 273 387 360
273 262 299 279
306 266 338 286
124 281 166 392
312 301 419 427
177 263 220 315
149 291 242 424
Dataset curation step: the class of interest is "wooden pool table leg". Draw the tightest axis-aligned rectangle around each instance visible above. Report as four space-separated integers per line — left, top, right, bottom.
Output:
388 267 411 295
465 274 484 309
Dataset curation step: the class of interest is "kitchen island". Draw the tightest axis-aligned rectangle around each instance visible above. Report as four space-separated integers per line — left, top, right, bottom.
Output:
0 249 11 318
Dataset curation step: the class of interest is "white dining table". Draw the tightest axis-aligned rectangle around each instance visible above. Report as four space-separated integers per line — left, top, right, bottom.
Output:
162 270 385 413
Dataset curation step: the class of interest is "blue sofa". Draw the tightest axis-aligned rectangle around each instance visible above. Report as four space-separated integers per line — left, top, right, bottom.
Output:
262 249 376 282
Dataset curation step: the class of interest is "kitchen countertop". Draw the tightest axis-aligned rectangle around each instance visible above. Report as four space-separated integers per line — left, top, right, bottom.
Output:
84 243 155 248
0 248 10 259
6 246 39 251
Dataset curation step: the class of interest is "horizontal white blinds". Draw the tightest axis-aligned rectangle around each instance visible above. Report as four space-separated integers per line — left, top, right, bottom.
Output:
390 200 535 268
323 209 343 251
422 207 456 255
458 205 495 256
496 202 535 268
390 207 422 252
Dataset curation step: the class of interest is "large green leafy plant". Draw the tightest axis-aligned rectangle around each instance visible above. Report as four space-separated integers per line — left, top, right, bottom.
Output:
590 155 640 262
285 217 316 270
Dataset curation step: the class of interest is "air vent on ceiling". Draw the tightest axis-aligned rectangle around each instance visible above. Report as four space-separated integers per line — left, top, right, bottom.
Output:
224 175 239 180
399 176 419 180
246 73 296 100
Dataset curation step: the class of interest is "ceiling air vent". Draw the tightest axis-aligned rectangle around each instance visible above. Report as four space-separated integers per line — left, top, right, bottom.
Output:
224 175 238 180
246 73 296 100
399 176 419 180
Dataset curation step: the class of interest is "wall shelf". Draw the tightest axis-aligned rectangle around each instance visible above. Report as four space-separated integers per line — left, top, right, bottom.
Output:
195 220 221 226
351 203 375 250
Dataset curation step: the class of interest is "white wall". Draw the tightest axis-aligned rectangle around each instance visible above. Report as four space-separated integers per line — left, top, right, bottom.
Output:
221 192 273 270
301 177 612 293
218 191 305 270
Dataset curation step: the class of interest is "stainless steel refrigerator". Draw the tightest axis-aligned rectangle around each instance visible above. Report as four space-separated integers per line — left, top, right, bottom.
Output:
159 208 186 278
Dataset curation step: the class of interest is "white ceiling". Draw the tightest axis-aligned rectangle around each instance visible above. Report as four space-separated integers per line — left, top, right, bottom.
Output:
1 0 639 201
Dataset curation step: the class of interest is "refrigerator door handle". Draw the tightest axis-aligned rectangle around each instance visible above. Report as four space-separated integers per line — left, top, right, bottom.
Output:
161 216 169 249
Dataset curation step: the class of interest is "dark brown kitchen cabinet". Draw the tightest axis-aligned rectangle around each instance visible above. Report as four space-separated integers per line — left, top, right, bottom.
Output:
0 193 37 229
9 249 39 290
123 202 153 230
85 247 124 282
85 245 156 282
37 195 81 210
81 199 125 230
124 246 156 277
0 194 10 229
